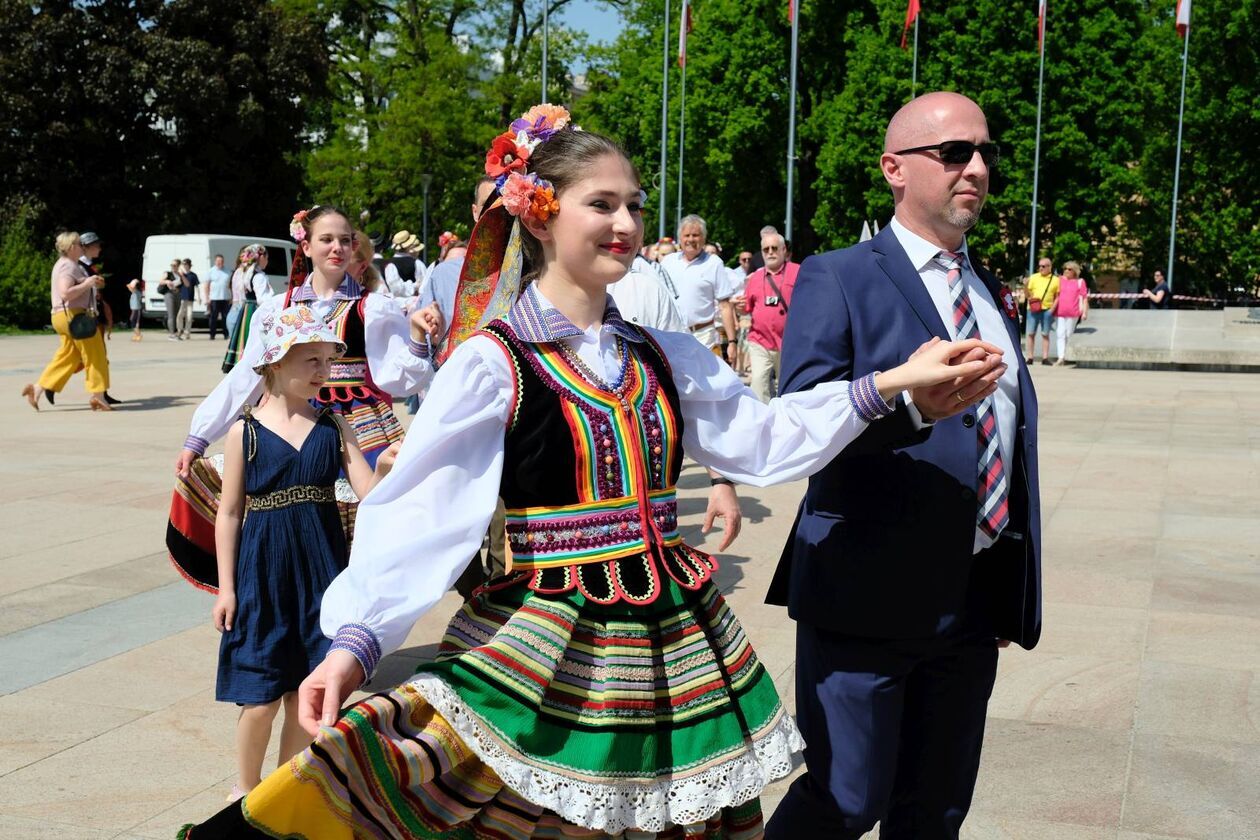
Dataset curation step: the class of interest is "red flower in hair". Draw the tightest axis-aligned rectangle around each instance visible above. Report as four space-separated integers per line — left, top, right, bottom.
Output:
485 131 530 178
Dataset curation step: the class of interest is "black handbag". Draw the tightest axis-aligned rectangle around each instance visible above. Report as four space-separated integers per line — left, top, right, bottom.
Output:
63 296 98 340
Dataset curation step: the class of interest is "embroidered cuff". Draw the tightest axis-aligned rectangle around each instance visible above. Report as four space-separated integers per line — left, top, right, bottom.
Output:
849 373 896 423
330 623 382 680
407 336 431 359
183 434 209 456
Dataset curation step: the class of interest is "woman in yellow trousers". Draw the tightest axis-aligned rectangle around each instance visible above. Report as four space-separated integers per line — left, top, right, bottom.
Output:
20 231 113 412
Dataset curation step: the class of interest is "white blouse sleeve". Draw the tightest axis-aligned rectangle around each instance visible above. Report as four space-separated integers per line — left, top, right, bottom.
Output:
645 327 873 487
362 292 436 397
320 336 512 659
251 270 273 301
183 296 282 454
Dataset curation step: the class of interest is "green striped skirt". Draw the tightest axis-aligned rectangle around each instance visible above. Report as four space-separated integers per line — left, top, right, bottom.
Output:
219 573 801 838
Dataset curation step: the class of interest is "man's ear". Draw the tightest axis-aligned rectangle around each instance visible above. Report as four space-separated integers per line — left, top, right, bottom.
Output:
879 152 904 189
519 212 552 243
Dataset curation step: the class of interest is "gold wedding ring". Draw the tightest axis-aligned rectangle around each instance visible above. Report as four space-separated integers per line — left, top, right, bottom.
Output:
955 390 965 404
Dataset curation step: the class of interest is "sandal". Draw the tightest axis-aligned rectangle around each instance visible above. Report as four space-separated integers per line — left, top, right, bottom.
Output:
226 783 249 803
20 384 39 411
89 396 113 412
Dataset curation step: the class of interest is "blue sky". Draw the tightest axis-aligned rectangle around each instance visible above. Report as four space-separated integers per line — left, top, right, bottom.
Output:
557 1 626 47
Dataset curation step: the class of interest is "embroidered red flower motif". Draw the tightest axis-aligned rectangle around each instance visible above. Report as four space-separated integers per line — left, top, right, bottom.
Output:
484 131 530 178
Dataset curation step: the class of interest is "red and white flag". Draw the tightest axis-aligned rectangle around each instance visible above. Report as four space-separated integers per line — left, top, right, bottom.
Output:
1037 0 1047 48
1175 0 1191 37
788 0 796 24
901 0 921 49
678 0 693 67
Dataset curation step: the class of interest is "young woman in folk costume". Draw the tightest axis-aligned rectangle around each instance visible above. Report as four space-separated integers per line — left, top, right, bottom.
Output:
167 207 442 591
222 245 270 374
179 108 1003 839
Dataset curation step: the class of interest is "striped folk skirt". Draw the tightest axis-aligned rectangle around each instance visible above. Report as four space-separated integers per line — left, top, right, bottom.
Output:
221 299 258 373
181 573 802 838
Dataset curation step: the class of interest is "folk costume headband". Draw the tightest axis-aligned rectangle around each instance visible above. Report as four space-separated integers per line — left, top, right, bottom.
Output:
436 104 572 364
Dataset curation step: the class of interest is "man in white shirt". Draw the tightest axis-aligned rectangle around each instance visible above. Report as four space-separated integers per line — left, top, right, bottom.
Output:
659 214 737 364
384 231 423 298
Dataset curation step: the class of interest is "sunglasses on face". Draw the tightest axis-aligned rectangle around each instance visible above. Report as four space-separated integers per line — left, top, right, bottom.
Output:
895 140 1001 167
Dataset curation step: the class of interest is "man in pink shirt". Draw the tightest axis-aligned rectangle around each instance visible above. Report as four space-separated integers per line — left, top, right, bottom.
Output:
743 231 799 401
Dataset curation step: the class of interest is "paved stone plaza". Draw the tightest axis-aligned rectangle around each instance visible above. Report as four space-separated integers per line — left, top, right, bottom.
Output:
1 328 1257 839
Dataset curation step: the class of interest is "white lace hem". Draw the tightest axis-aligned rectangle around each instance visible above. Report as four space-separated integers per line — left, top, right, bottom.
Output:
407 673 804 834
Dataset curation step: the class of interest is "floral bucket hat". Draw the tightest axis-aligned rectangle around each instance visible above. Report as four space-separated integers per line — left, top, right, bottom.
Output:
252 304 347 373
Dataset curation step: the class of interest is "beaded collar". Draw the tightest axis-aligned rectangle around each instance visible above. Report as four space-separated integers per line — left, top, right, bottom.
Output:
288 274 364 303
509 282 643 345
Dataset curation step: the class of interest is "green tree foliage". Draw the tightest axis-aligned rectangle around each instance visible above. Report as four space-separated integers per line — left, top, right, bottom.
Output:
580 0 1259 297
0 203 55 330
0 0 326 318
297 0 593 252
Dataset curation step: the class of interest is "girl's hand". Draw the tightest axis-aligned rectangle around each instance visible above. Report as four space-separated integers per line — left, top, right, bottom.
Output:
212 591 236 632
875 338 1005 411
298 649 366 737
175 448 198 478
409 302 443 342
374 442 402 477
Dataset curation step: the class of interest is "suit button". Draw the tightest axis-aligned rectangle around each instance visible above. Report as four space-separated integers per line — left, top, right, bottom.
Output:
962 414 976 428
961 487 975 501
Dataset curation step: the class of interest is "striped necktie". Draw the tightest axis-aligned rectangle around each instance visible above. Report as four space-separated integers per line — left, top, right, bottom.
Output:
938 250 1009 541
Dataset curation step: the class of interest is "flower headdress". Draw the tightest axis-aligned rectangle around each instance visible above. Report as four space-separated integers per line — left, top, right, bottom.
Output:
438 231 459 249
241 243 266 265
289 207 316 242
484 104 575 224
437 105 579 365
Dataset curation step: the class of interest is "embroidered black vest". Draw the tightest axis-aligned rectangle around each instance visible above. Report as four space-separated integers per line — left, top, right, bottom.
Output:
478 319 717 605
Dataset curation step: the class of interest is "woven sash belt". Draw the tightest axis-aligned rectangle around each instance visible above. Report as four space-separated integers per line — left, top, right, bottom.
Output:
504 488 681 571
246 484 336 512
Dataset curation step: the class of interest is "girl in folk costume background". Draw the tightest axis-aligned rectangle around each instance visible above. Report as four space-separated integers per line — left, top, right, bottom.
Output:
212 304 400 803
180 107 1002 840
167 206 442 592
221 244 269 374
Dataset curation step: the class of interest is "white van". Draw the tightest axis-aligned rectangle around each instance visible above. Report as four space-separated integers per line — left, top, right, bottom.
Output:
141 234 296 321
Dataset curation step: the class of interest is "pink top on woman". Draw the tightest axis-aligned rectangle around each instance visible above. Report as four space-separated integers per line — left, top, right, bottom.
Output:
49 256 88 311
1055 277 1088 319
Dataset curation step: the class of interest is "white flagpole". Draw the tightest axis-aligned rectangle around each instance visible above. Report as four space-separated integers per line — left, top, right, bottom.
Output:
912 16 919 97
785 0 800 243
1166 24 1190 294
659 0 671 243
1028 0 1047 277
541 1 549 102
675 0 688 234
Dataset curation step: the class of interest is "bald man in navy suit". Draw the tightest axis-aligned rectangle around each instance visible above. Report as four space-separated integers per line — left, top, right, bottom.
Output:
765 92 1042 840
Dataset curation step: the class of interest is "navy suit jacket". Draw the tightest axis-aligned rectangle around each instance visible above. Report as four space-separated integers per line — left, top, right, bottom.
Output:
767 227 1042 650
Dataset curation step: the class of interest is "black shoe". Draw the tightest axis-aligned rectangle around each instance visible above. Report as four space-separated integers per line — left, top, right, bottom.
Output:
103 392 123 405
45 390 55 406
1041 358 1052 366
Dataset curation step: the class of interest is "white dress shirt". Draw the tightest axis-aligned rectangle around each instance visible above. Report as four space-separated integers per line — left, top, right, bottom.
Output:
607 270 687 332
889 216 1020 553
659 251 732 332
321 284 873 655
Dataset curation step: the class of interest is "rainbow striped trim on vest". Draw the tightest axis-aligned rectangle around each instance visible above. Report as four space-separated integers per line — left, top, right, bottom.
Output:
505 488 682 570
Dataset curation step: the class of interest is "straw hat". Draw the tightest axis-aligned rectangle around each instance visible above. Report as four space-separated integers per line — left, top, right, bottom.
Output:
392 230 422 252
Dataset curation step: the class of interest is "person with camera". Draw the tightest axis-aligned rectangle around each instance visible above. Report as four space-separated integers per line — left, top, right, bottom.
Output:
20 231 112 411
742 230 799 402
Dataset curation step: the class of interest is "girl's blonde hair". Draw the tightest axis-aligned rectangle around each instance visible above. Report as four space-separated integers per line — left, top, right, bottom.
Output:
55 231 80 256
352 229 381 292
1062 260 1082 276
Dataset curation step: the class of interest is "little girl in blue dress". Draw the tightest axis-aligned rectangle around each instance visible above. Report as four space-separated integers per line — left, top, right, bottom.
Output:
211 302 399 802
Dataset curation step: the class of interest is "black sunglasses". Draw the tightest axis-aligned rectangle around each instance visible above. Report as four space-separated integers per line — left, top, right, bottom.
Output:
895 140 1001 167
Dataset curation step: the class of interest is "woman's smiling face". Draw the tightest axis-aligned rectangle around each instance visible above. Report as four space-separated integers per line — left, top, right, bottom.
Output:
540 153 644 289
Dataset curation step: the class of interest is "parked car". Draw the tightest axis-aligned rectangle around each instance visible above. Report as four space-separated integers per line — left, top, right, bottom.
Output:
142 234 295 321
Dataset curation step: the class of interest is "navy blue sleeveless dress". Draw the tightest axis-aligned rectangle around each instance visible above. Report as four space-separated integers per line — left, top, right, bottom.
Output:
216 410 349 705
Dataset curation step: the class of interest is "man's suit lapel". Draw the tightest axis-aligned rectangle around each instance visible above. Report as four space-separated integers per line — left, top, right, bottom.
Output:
871 227 950 341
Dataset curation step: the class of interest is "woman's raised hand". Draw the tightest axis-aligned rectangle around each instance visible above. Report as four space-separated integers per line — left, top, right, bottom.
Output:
409 302 444 342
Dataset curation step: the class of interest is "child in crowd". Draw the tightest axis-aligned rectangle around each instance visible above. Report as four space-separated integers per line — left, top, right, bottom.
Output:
127 278 144 341
211 304 399 802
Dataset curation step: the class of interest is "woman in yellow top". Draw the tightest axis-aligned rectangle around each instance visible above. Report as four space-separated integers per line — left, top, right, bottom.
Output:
1024 257 1060 365
20 231 112 411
